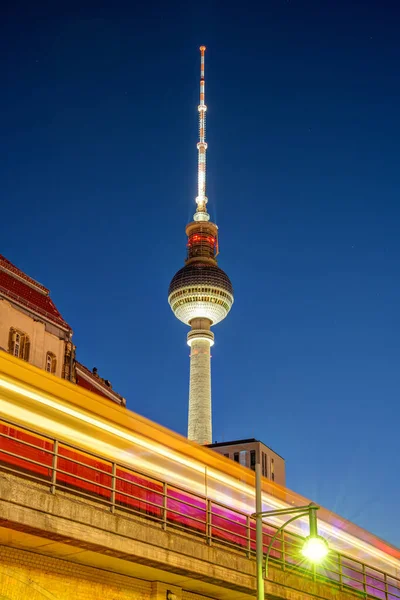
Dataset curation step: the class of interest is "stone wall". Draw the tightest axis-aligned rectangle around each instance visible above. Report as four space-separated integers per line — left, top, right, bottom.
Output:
0 545 151 600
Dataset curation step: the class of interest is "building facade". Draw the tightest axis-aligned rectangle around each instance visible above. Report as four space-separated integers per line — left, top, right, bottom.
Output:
0 253 125 405
208 438 286 486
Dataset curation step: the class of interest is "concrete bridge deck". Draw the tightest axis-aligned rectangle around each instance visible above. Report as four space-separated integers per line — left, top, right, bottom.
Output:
0 470 390 600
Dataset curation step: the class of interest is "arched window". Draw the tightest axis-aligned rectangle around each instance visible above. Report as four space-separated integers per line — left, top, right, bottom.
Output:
46 352 57 374
8 328 30 362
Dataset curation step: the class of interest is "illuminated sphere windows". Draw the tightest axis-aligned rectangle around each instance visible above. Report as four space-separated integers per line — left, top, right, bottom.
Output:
168 263 234 326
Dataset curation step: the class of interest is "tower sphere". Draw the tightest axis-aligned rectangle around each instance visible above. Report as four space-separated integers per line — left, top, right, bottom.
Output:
168 263 234 326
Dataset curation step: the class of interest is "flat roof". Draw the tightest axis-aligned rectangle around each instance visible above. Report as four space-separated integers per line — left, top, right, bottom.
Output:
207 438 285 460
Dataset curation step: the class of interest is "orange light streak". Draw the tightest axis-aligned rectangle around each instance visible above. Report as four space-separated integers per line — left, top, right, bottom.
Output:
0 374 399 576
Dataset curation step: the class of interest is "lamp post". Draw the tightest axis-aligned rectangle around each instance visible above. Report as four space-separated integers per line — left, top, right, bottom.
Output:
253 463 329 600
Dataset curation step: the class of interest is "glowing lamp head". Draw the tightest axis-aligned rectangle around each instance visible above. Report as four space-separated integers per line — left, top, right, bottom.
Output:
301 535 329 563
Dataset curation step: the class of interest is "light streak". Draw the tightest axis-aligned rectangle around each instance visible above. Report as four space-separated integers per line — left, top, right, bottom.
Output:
0 375 399 575
0 377 205 475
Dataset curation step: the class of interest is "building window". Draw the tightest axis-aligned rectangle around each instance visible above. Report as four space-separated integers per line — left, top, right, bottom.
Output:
8 328 30 362
239 450 247 467
271 458 275 481
233 452 239 462
262 452 268 478
224 453 229 458
46 352 57 374
250 450 256 471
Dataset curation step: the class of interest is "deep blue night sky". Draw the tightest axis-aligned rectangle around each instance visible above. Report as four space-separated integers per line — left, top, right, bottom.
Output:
1 1 399 546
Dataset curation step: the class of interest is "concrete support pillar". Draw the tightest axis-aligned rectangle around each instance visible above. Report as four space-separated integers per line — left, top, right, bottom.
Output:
187 320 214 445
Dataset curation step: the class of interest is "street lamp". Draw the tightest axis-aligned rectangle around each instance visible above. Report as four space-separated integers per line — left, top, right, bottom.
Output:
253 463 329 600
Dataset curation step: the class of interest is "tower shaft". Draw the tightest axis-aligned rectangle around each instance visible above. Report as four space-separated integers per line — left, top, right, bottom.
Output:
187 320 214 444
188 336 212 444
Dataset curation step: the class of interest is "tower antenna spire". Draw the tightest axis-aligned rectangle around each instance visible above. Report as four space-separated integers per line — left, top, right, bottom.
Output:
194 45 210 222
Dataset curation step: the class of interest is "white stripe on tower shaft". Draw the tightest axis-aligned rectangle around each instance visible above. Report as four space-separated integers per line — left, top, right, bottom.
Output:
196 46 208 211
188 338 212 445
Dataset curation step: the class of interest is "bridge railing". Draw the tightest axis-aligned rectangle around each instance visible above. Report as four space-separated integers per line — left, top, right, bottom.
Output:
0 417 399 600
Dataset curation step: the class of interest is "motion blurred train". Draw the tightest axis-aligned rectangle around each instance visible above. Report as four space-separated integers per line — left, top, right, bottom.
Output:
0 351 399 599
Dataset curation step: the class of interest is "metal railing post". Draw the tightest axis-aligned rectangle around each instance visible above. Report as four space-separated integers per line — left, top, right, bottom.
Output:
110 462 116 513
206 499 212 545
162 483 167 530
384 572 389 600
362 563 367 598
50 440 58 494
338 554 343 590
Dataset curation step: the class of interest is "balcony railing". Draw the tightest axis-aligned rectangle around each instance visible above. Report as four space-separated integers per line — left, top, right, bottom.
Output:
0 416 399 600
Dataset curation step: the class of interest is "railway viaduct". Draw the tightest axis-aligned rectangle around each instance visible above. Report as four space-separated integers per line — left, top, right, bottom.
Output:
0 354 398 600
0 469 369 600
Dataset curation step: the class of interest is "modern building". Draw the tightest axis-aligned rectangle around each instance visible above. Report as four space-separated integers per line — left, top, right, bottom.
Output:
0 253 125 405
208 438 286 486
168 47 234 446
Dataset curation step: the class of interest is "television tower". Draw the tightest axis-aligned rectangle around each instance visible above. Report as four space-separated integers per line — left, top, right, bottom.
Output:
168 47 234 445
